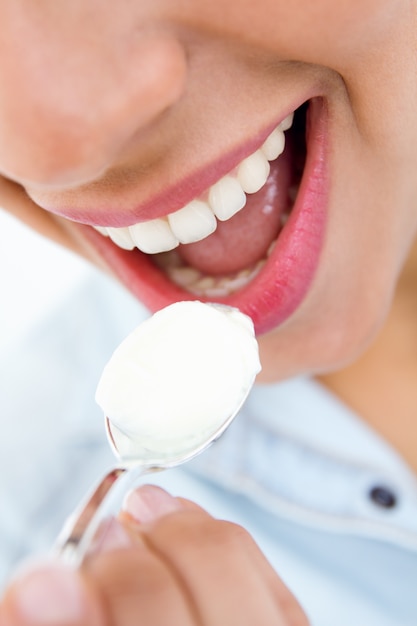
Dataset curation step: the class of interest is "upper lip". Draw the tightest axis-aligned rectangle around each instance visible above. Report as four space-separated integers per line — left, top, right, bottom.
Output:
25 96 315 229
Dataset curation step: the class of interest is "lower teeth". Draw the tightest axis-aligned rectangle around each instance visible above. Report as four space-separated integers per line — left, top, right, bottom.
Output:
154 240 275 297
153 177 299 298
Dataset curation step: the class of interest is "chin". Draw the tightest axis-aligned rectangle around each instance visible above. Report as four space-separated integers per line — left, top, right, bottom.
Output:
255 264 396 383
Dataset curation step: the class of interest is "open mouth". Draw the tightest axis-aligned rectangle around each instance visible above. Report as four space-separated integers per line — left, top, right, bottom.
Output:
83 97 328 334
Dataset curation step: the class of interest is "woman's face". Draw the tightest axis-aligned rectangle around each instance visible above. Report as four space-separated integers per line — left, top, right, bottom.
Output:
1 0 417 380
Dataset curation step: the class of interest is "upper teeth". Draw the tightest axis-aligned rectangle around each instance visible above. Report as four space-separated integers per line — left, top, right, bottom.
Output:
94 112 293 254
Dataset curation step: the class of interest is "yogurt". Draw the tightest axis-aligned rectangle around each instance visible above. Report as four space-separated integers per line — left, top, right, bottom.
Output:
95 301 261 459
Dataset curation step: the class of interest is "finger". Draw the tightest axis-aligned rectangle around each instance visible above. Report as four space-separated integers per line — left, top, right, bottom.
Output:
251 552 309 626
119 484 205 528
84 540 196 626
143 510 307 626
84 488 197 626
1 560 104 626
209 522 308 626
87 516 142 557
121 485 306 625
120 485 307 626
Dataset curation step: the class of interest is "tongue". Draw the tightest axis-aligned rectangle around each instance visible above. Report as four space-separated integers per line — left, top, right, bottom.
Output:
177 147 293 276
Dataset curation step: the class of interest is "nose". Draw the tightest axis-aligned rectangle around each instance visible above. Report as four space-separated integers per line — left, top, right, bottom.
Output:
0 23 187 189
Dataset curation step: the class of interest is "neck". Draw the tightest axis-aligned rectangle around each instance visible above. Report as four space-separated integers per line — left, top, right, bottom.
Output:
318 237 417 474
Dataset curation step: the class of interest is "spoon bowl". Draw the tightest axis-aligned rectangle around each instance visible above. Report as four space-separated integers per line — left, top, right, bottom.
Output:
56 302 260 566
104 374 251 468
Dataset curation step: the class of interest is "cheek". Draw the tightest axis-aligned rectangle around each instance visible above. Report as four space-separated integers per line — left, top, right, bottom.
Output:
256 203 414 382
207 0 406 72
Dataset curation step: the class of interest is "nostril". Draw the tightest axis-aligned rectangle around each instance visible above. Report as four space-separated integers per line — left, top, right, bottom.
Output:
0 32 187 190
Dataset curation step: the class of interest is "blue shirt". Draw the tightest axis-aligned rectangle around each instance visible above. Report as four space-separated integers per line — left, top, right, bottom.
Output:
0 270 416 626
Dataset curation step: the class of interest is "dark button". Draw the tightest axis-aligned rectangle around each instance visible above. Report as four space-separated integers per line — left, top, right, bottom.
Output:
369 485 397 509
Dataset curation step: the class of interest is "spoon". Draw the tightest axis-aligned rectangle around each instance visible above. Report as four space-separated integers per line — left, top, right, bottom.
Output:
56 388 252 566
55 302 260 566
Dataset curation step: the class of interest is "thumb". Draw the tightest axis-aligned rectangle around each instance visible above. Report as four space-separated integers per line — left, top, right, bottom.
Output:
1 560 103 626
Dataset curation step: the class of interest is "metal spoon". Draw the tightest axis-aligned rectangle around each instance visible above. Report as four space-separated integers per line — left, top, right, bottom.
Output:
55 376 253 566
55 302 260 566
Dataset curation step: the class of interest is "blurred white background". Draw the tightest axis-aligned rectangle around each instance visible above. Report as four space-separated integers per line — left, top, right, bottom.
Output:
0 207 146 586
0 208 90 351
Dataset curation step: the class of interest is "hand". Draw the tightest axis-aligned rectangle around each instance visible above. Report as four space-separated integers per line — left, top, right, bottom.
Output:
1 485 309 626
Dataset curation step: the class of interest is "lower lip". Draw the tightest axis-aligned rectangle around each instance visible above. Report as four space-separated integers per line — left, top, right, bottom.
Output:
80 98 328 335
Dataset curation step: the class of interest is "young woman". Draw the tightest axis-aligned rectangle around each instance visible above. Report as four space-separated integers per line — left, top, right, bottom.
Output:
1 1 416 624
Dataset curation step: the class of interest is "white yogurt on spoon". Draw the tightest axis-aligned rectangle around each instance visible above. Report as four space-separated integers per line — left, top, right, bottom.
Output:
58 301 261 564
96 301 261 460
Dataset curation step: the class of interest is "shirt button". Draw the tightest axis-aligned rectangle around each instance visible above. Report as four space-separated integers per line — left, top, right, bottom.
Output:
369 485 397 509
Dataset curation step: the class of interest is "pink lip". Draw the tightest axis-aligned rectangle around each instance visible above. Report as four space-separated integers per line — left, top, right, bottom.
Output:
78 97 328 335
36 107 303 228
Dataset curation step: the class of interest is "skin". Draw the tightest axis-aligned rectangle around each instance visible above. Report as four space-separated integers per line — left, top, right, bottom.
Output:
0 1 416 378
1 486 309 626
0 0 417 623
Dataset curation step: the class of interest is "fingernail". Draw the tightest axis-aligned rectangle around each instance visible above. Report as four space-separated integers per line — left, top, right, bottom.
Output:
123 485 181 523
89 517 133 556
9 562 85 625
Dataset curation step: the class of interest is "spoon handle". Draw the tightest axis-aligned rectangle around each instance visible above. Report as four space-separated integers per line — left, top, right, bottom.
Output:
55 465 148 567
